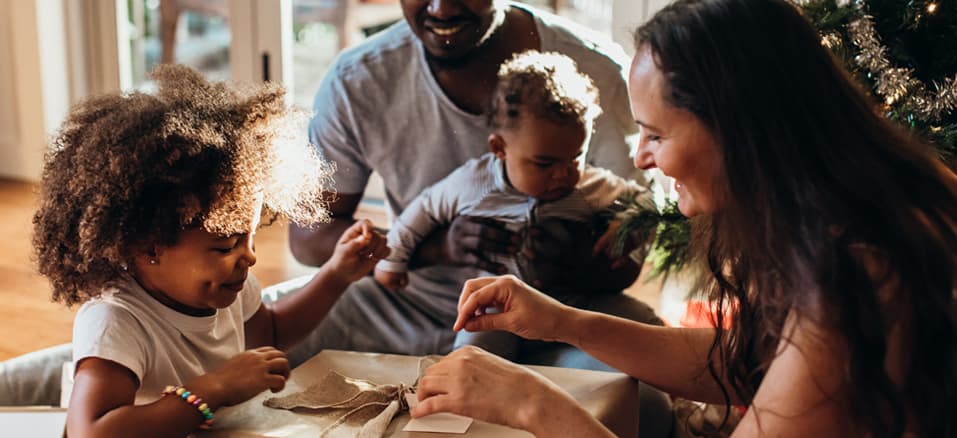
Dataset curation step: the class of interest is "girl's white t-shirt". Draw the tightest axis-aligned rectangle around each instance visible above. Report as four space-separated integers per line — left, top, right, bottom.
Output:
72 274 262 404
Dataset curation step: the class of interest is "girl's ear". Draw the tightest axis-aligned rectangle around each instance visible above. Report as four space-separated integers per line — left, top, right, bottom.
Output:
133 244 162 267
488 133 507 160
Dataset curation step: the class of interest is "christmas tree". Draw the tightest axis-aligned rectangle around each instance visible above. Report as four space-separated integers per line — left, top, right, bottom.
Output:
616 0 957 279
801 0 957 163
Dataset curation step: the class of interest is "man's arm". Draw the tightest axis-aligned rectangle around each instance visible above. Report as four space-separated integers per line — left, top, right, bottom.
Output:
288 192 361 266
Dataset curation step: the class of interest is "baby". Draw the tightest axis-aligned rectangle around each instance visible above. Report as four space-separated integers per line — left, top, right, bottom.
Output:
374 50 647 359
33 65 388 437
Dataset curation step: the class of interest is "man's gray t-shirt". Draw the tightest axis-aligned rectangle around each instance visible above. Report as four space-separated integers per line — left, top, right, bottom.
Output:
309 3 641 309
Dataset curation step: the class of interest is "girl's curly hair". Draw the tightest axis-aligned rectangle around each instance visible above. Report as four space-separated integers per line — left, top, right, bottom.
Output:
33 64 333 306
487 50 602 130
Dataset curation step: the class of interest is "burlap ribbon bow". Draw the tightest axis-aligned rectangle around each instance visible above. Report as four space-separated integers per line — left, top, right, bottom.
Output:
263 356 440 437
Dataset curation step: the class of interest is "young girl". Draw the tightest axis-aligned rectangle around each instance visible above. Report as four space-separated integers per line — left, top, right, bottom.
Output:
32 65 389 437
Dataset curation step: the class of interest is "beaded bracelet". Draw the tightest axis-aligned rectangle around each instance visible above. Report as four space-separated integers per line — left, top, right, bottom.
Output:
162 385 215 429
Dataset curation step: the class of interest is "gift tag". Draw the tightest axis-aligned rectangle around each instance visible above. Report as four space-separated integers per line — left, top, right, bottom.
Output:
403 393 473 434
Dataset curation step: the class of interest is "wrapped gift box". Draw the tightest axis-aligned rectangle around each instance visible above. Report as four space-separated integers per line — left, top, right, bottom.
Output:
200 349 640 437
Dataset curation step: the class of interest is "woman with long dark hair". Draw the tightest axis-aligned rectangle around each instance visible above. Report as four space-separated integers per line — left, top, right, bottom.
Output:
408 0 957 436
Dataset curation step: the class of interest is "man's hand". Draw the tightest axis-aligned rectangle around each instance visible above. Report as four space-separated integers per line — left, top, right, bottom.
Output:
412 215 519 273
520 218 640 294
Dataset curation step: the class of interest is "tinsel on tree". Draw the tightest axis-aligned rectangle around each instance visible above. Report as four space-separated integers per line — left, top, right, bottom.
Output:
802 0 957 164
615 0 957 279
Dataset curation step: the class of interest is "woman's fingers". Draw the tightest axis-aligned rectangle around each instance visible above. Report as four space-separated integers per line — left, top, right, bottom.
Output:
457 277 499 314
460 313 511 333
415 374 450 400
455 278 512 331
411 394 457 418
411 348 536 429
413 356 471 417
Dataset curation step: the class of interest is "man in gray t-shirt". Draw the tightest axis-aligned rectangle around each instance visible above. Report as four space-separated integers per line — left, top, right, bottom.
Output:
289 0 656 356
288 3 673 435
289 0 650 356
287 6 671 430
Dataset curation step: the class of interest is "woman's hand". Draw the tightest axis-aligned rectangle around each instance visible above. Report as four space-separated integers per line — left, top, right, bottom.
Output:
326 219 390 283
413 346 605 436
454 275 575 344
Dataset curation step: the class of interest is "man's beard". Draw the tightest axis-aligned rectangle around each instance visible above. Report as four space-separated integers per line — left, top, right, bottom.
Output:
423 7 507 70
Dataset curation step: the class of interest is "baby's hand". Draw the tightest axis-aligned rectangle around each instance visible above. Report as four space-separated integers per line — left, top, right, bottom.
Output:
328 219 390 283
197 347 290 408
374 268 408 292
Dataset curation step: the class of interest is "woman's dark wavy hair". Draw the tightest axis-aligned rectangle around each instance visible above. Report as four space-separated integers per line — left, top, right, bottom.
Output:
636 0 956 435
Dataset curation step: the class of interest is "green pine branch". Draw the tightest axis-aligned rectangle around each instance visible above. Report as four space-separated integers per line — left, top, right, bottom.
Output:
611 193 692 281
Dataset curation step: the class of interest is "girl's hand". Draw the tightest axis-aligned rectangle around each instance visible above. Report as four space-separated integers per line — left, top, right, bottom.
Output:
453 275 573 344
412 347 598 435
193 346 290 408
327 219 390 283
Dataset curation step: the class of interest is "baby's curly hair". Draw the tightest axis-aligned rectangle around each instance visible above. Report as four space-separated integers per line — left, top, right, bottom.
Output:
34 65 333 306
487 50 601 131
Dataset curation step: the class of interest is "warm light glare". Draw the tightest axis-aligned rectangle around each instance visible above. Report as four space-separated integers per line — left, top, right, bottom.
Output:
927 2 938 14
264 110 334 225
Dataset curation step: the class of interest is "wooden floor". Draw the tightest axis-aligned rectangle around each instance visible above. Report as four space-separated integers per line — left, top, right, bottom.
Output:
0 179 71 360
0 178 664 361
